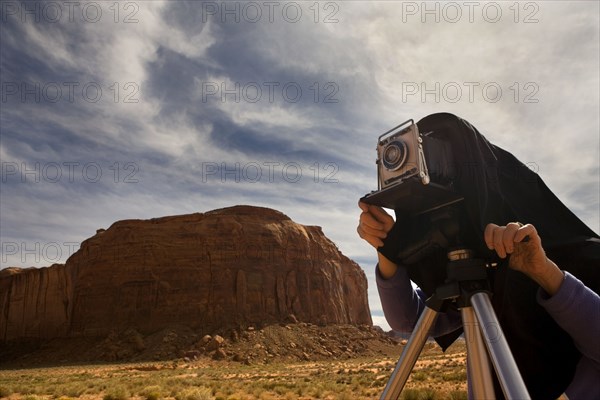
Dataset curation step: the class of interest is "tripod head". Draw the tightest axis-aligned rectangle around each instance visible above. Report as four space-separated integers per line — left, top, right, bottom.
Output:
398 202 500 299
419 247 491 312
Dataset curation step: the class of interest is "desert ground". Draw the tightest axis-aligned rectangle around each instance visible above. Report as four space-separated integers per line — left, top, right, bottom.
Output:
0 336 467 400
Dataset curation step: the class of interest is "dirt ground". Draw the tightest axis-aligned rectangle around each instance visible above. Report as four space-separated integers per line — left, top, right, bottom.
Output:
0 324 468 399
1 324 403 366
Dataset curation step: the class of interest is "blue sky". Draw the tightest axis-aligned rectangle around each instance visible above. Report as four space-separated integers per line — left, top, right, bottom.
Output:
1 1 598 330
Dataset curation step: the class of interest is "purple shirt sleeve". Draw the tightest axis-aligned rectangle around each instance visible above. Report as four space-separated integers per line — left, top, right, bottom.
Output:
376 264 462 338
537 271 600 400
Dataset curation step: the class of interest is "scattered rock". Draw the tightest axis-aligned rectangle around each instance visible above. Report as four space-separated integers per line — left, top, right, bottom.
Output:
212 348 227 360
199 335 212 346
207 335 225 351
184 350 201 360
0 322 407 366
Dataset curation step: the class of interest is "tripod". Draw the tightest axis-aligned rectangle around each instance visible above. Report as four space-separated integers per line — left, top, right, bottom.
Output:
380 248 531 400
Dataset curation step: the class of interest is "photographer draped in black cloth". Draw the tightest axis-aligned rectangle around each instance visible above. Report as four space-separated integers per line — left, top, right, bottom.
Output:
357 113 600 400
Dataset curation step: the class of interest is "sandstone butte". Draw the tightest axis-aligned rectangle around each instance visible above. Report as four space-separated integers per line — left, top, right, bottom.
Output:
0 205 372 342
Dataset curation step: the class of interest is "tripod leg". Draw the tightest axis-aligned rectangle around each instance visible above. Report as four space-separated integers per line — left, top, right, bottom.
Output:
380 306 439 400
461 307 496 400
470 292 531 400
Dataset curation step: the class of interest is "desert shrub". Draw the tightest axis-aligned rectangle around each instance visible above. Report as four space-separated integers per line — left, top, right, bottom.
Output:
11 383 37 395
307 384 323 398
402 388 438 400
250 386 264 398
412 371 428 381
335 391 353 400
60 382 87 397
419 388 438 400
283 392 297 400
295 385 305 396
0 386 12 397
449 390 468 400
141 385 164 400
174 386 213 400
442 370 467 382
402 389 420 400
272 385 295 396
103 385 129 400
226 394 249 400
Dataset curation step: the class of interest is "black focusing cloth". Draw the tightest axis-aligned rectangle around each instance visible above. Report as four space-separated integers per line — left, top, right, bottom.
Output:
389 113 599 399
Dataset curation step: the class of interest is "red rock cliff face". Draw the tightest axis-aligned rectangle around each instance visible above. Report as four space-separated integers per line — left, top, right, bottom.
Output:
1 206 372 341
0 265 71 340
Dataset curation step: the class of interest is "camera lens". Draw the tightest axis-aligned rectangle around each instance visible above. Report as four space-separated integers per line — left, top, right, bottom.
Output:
382 140 408 171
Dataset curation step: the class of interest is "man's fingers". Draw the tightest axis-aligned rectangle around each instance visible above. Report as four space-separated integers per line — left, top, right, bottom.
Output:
486 222 526 256
370 237 384 248
485 222 542 260
358 200 369 212
359 200 393 223
358 209 388 243
360 221 388 239
492 225 508 258
356 226 384 248
358 201 393 250
502 222 521 254
514 224 538 244
484 223 499 250
369 205 393 224
360 211 384 230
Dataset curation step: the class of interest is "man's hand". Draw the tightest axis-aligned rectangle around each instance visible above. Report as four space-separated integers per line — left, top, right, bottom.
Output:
484 222 564 295
357 201 395 249
357 201 399 279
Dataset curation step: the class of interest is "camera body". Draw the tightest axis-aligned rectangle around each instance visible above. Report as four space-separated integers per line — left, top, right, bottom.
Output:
376 119 428 190
361 119 463 216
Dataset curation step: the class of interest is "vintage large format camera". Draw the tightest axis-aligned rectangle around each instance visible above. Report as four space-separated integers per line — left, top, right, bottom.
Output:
361 119 463 216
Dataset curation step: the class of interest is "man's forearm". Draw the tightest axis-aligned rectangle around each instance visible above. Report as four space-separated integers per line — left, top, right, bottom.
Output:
377 252 398 279
528 258 565 296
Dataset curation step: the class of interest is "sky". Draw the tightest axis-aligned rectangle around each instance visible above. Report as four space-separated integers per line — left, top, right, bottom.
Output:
1 0 599 331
